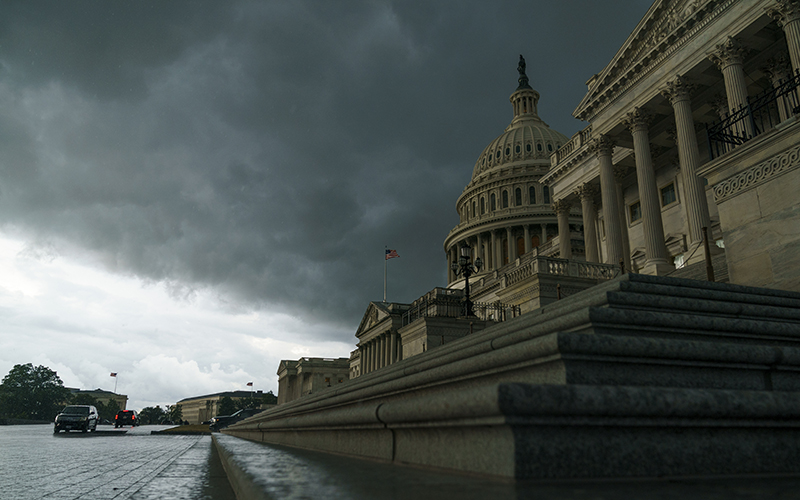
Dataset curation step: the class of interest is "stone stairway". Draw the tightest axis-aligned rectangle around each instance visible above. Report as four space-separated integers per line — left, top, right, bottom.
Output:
223 274 800 480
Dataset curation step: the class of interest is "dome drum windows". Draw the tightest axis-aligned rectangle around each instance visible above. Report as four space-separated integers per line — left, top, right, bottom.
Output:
502 190 509 209
515 188 522 206
490 193 496 211
529 186 536 205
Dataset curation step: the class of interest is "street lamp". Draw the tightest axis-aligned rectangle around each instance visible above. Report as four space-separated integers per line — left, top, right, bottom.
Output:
451 245 482 317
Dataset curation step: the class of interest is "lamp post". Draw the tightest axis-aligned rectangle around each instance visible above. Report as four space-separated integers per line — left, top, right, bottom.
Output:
451 245 482 317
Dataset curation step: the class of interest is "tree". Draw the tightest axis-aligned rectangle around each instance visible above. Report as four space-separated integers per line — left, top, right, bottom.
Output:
166 404 182 424
0 363 71 420
139 406 167 425
262 390 278 405
217 396 237 416
100 399 121 422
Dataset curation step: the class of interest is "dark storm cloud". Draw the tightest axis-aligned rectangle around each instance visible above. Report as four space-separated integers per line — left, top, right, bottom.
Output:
0 1 651 342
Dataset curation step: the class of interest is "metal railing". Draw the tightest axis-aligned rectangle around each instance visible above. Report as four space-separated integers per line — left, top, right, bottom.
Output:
707 71 800 159
401 294 521 326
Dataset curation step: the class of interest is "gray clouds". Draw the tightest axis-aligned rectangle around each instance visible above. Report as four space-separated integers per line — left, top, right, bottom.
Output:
0 1 651 345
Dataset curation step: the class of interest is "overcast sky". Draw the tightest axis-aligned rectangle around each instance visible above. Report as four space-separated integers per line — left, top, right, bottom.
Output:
0 1 652 411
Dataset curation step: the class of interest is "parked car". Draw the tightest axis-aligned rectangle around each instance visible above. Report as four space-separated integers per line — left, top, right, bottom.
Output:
209 408 262 431
115 410 140 428
54 405 99 433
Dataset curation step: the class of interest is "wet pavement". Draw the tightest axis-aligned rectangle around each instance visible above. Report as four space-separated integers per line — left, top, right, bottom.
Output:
0 424 234 500
214 433 800 500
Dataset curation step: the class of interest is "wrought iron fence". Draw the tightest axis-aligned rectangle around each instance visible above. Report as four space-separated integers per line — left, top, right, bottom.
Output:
707 71 800 159
401 295 520 326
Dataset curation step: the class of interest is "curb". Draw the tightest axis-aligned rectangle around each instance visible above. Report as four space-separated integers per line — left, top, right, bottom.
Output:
212 434 270 500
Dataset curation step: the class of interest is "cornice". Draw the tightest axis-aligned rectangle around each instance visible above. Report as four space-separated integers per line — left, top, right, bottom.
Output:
575 0 733 122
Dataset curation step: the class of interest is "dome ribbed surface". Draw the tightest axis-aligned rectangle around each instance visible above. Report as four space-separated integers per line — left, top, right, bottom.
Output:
470 116 568 184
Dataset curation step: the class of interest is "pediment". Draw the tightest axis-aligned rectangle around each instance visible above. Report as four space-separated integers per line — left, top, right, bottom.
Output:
355 302 391 338
575 0 720 120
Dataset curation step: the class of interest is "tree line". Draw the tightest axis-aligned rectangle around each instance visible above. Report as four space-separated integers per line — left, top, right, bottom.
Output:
0 363 277 423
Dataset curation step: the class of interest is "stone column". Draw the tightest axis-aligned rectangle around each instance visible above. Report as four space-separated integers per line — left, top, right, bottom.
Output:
769 0 800 73
763 54 793 122
661 76 712 248
523 225 531 254
540 223 547 245
708 37 751 136
623 107 671 274
477 233 485 267
589 136 623 265
614 167 632 272
553 199 572 259
390 331 397 364
372 339 378 372
576 184 599 263
491 230 500 270
506 227 513 264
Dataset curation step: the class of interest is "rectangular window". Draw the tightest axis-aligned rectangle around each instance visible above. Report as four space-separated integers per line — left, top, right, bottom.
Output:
661 183 677 206
630 201 642 223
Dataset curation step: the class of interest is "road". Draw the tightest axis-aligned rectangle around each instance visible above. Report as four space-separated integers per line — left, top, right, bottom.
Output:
0 424 234 500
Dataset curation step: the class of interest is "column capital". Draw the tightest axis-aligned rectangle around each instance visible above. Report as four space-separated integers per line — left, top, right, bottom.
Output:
552 198 572 215
768 0 800 28
622 107 651 133
574 183 598 201
708 36 748 70
660 75 694 105
588 134 615 157
613 165 632 183
762 52 792 84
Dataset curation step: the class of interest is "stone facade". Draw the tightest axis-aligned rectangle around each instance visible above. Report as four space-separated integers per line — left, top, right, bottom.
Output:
177 390 271 424
543 0 800 293
68 388 127 410
276 357 349 405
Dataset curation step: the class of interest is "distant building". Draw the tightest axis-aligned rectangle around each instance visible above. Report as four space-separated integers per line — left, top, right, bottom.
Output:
177 390 271 425
68 388 127 410
277 358 349 405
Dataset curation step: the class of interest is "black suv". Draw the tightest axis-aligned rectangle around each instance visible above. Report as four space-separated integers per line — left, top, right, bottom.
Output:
209 408 262 431
54 405 99 433
115 409 140 428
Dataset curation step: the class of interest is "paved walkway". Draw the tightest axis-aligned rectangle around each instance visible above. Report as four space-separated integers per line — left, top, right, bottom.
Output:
0 425 234 500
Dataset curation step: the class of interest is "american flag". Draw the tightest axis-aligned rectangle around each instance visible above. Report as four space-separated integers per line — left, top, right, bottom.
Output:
246 382 253 386
385 249 400 260
110 373 117 377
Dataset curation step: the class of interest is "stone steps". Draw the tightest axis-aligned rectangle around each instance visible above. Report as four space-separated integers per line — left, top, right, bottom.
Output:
223 274 800 480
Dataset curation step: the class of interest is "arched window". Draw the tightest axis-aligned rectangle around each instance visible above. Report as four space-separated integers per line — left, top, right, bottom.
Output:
472 201 476 217
502 190 509 208
543 186 551 204
529 186 536 204
531 235 540 248
480 197 485 215
537 143 543 152
515 188 522 206
502 239 509 265
490 193 496 211
517 237 525 257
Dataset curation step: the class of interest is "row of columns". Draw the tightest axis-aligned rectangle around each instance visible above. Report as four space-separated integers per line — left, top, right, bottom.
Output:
569 15 800 273
359 331 401 375
447 223 553 282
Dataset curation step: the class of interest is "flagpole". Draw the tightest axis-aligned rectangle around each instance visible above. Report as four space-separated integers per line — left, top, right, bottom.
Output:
384 246 387 302
114 375 118 394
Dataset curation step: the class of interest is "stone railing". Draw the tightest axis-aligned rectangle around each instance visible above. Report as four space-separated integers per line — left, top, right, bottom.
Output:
402 289 520 326
552 125 593 167
505 256 618 287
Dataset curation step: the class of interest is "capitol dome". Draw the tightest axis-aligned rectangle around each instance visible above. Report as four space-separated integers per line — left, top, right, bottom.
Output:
444 56 582 287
